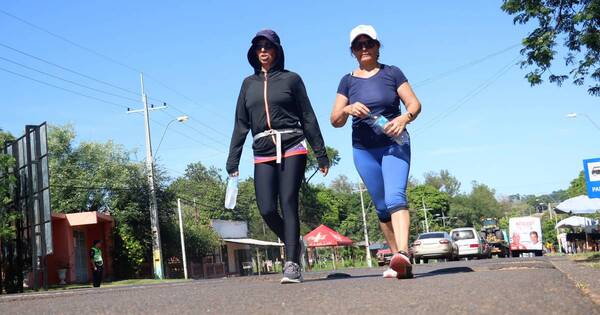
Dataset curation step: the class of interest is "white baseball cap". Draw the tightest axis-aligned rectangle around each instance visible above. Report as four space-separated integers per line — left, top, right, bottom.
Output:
350 25 378 44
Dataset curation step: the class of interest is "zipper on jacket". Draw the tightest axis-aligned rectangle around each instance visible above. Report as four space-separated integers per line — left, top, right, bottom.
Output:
263 72 276 144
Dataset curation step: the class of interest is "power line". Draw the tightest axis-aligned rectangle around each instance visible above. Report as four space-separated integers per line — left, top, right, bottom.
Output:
0 65 129 110
412 43 521 88
0 41 143 99
0 41 235 150
0 8 141 74
0 64 231 159
50 184 137 191
0 55 140 103
412 58 518 135
0 9 229 120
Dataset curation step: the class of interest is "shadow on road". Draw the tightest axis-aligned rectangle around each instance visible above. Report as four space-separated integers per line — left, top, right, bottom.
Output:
303 266 475 283
414 267 474 279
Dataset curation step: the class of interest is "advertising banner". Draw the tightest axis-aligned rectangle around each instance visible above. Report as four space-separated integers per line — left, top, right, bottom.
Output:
509 216 542 251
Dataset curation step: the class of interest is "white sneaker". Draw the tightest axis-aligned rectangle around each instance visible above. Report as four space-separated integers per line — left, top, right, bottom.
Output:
382 268 397 278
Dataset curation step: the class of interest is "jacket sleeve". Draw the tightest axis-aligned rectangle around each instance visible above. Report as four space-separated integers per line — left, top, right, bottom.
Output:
292 75 330 169
226 81 250 174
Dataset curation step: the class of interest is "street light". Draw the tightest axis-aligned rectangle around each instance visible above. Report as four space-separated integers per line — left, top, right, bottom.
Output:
154 115 189 156
354 181 372 268
566 112 600 132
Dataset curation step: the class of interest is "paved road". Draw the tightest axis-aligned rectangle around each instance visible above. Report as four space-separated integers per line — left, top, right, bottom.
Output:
1 257 599 314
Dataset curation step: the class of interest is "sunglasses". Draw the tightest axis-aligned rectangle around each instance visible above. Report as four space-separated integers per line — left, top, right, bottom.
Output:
351 39 378 51
254 41 275 51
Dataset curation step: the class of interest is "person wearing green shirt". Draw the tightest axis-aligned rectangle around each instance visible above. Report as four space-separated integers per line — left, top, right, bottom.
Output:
90 240 103 287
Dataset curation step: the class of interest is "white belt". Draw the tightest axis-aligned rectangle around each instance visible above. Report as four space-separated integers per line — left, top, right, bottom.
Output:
253 128 303 163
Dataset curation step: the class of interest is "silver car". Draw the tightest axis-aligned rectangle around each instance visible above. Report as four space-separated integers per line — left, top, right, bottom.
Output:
412 232 459 264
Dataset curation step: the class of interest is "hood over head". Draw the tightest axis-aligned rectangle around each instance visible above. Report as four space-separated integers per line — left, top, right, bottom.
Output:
247 29 285 74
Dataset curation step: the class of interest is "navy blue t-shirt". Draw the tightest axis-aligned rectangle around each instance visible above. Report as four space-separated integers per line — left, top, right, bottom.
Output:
337 64 408 149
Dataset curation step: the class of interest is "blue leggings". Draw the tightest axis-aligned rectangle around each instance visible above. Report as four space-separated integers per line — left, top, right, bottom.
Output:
353 142 411 222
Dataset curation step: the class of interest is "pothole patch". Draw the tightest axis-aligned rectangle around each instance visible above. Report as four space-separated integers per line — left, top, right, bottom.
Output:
474 260 556 271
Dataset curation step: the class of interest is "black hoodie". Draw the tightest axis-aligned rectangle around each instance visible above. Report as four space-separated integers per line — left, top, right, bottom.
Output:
226 30 329 174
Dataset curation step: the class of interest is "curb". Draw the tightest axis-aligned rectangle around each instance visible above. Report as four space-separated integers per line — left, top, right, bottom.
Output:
549 256 600 306
0 279 204 303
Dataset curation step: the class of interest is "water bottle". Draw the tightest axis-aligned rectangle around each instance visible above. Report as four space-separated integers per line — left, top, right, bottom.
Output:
368 114 409 145
224 175 238 209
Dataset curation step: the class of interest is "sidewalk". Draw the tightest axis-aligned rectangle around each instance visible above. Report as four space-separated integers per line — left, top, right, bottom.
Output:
0 279 193 303
550 254 600 305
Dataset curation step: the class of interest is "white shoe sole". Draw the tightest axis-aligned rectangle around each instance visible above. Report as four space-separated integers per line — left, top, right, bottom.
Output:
280 276 303 284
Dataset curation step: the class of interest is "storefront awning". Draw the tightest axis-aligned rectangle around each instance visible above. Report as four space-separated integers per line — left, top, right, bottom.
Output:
222 238 283 247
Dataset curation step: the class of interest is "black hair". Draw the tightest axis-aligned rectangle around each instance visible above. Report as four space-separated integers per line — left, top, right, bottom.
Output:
93 240 101 246
530 231 538 237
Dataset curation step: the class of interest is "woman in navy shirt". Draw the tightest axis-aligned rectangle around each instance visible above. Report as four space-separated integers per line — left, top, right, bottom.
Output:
330 25 421 279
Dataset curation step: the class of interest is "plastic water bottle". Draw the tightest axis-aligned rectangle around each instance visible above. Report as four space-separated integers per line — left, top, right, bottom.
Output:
369 114 409 145
224 175 238 209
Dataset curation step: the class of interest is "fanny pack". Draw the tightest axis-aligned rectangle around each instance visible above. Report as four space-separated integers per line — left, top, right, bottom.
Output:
253 128 303 163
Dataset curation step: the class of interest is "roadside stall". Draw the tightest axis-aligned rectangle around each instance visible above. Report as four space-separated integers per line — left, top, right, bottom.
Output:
304 225 353 270
555 216 599 253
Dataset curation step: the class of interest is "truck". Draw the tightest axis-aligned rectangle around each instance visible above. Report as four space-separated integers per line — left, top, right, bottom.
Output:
479 218 509 258
508 216 543 257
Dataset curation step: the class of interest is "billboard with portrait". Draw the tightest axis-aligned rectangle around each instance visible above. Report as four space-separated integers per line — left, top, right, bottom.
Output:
509 216 543 251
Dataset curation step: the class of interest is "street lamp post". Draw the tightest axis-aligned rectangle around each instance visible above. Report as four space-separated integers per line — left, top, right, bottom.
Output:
566 112 600 132
355 182 372 268
154 115 189 156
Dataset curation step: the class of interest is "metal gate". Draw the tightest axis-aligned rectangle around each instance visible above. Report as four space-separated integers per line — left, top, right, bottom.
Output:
73 230 88 283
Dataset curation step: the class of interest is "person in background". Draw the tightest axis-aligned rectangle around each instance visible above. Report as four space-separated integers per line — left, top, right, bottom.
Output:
330 25 421 279
226 29 330 284
90 239 103 287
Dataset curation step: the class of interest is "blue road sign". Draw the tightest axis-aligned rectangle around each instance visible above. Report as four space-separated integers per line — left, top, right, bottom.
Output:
583 158 600 199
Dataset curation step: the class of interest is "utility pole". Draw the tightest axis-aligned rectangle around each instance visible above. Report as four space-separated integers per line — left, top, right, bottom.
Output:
127 73 167 279
549 202 563 254
421 197 430 233
357 182 372 268
439 210 448 228
177 199 188 279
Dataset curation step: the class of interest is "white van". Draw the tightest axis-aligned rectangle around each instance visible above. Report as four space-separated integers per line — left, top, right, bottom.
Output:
450 227 489 259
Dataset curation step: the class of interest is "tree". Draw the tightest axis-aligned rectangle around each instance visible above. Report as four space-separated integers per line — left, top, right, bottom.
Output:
502 0 600 96
424 169 461 197
567 170 587 197
330 175 354 194
0 128 15 145
305 146 341 183
449 182 502 227
407 184 451 236
0 153 16 242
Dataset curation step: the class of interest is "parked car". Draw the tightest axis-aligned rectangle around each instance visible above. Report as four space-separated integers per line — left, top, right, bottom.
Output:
412 231 459 264
376 245 414 266
451 227 489 259
376 245 393 266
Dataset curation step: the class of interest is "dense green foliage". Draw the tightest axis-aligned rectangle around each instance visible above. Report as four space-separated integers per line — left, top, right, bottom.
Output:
502 0 600 96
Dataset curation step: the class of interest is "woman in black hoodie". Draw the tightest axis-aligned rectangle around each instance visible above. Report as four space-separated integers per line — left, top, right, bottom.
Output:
226 29 329 283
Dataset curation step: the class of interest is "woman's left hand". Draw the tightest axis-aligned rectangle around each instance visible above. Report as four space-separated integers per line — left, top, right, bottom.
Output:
383 114 410 137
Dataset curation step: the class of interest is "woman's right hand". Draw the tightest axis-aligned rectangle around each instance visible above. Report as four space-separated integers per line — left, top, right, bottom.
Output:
344 102 370 118
229 171 239 177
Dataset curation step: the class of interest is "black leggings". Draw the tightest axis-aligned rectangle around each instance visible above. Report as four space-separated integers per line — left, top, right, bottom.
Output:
254 154 306 263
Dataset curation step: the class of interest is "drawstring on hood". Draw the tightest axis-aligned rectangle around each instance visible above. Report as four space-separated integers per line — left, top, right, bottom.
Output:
247 29 285 74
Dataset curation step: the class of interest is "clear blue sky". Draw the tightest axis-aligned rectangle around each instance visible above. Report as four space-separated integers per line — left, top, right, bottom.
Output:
1 1 598 198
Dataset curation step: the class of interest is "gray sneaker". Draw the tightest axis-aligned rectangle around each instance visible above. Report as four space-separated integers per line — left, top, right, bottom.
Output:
281 261 303 284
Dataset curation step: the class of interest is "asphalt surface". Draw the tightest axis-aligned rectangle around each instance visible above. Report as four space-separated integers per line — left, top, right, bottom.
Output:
1 257 599 315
